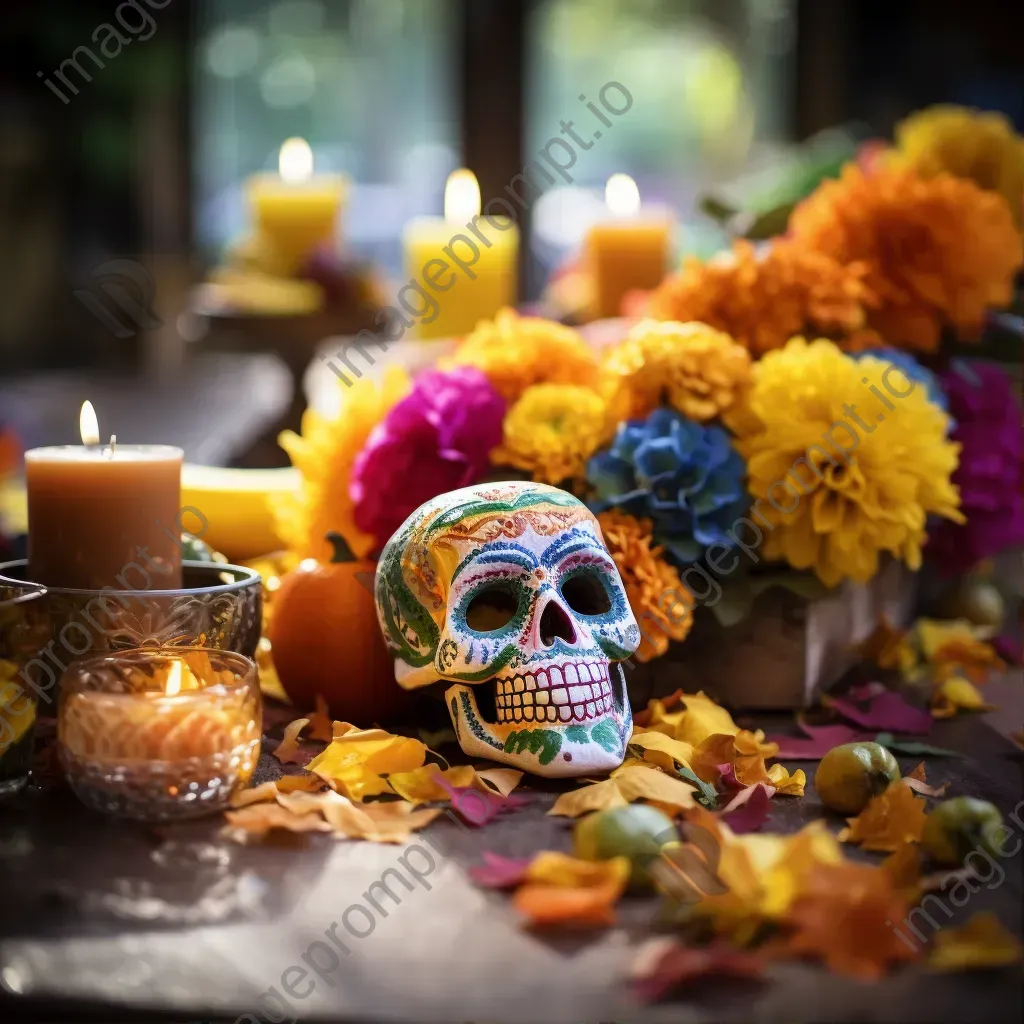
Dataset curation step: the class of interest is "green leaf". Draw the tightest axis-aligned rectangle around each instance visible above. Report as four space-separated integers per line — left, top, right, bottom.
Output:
591 719 619 753
566 725 589 744
874 732 962 758
698 193 740 225
672 763 718 809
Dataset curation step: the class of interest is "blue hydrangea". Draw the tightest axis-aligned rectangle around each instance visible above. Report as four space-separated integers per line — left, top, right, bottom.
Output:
854 348 948 412
587 408 750 565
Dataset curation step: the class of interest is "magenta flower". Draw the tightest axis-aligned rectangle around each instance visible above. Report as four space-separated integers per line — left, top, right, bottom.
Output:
928 362 1024 574
350 367 505 550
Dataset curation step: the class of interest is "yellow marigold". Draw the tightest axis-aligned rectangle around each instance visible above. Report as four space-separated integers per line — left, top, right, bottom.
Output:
597 510 693 662
605 319 752 421
647 240 882 356
493 384 611 485
891 105 1024 225
274 368 410 561
444 307 604 403
724 337 964 587
790 165 1023 352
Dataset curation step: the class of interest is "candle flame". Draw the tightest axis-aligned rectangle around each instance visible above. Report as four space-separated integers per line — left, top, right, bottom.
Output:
444 169 481 224
279 137 314 183
605 173 641 217
165 660 183 697
79 401 100 446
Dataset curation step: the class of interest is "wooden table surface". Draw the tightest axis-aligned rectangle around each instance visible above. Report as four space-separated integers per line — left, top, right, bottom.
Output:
0 676 1021 1024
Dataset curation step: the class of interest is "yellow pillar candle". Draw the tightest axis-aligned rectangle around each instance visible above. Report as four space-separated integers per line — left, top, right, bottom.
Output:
403 169 519 340
585 174 672 320
246 138 346 276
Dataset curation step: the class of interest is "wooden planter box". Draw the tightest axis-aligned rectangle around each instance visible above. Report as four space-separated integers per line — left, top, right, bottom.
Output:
625 560 918 710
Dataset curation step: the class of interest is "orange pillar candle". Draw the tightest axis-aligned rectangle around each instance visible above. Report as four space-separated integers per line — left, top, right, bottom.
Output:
585 174 672 320
26 402 184 591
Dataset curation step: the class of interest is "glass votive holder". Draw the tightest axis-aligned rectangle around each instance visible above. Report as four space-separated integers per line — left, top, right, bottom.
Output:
0 584 50 796
57 647 262 821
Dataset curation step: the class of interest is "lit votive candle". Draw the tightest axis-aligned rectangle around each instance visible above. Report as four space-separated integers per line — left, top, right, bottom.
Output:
57 647 261 821
404 169 519 339
585 174 672 320
246 137 347 277
26 401 183 591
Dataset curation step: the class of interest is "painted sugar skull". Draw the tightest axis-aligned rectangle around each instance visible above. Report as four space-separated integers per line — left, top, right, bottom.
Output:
374 481 640 776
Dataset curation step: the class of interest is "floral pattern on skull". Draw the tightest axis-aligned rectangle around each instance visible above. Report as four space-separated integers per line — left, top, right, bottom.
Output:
374 481 640 776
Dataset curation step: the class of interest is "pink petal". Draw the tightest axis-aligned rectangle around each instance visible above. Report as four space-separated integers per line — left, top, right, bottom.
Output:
766 722 873 759
436 777 530 826
825 690 932 735
468 851 533 889
721 784 774 834
716 763 743 795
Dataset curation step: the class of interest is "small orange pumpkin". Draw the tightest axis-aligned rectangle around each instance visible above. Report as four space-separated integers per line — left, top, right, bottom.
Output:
268 533 411 724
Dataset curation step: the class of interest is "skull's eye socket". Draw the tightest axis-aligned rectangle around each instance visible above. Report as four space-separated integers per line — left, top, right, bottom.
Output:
465 585 519 632
561 569 612 616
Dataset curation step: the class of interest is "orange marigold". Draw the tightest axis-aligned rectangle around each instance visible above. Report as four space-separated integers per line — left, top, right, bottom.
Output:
790 164 1023 353
444 307 605 403
597 510 693 662
604 319 752 421
647 240 882 356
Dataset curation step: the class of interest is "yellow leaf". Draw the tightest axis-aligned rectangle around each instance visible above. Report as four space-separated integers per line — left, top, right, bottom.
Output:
276 790 442 843
838 781 927 852
230 775 324 808
930 675 996 718
548 778 628 817
628 729 696 772
273 717 310 764
928 912 1024 971
548 764 697 818
476 767 524 796
766 764 806 796
676 691 739 746
306 725 428 802
386 763 480 804
526 851 630 889
915 618 981 660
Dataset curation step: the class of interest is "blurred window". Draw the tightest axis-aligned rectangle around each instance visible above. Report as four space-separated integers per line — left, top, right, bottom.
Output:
526 0 796 273
193 0 458 275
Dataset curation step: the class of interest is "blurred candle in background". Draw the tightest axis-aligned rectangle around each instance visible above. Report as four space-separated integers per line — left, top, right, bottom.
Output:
585 174 672 320
26 402 183 591
246 138 347 276
403 169 519 340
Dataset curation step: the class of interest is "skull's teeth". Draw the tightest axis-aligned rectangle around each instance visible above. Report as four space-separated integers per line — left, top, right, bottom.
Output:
495 662 614 725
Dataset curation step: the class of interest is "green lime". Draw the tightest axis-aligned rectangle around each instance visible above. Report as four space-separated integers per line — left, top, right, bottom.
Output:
573 804 679 887
815 741 901 815
922 797 1004 866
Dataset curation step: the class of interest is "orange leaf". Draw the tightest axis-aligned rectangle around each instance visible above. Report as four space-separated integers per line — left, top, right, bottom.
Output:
223 803 333 837
838 781 928 852
231 774 325 808
307 695 334 742
903 762 949 798
778 861 919 980
513 880 624 928
273 717 311 764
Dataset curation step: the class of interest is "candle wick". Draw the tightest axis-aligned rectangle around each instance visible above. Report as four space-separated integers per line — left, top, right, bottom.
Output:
106 434 117 458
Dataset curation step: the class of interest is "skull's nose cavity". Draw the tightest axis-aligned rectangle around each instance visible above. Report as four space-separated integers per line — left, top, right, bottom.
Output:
540 600 577 647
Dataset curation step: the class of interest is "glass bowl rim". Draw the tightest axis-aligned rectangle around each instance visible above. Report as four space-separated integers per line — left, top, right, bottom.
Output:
59 645 257 700
0 559 259 598
0 583 47 609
